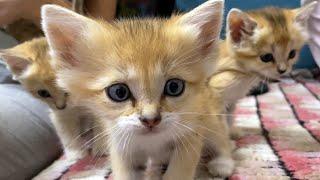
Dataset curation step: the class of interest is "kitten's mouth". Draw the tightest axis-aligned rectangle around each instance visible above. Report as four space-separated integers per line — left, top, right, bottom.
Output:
139 127 161 135
56 104 67 110
253 71 280 81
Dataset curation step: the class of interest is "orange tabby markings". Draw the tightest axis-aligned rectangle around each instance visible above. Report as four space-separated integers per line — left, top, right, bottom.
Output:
41 0 234 179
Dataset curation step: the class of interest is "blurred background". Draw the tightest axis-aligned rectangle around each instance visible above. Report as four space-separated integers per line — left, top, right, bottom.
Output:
116 0 316 69
0 0 316 69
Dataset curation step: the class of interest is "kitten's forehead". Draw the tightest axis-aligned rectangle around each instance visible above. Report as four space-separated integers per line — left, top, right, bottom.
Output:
109 19 172 64
249 8 292 48
100 19 204 80
84 18 212 93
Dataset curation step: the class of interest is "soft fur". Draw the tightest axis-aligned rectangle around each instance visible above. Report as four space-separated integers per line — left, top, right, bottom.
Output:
41 0 234 179
0 38 109 179
204 3 317 178
210 2 317 111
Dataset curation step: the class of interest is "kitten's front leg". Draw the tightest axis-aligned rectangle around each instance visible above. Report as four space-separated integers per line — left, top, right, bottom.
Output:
91 121 109 156
109 145 145 180
163 136 203 180
205 118 234 178
34 109 88 180
51 108 87 159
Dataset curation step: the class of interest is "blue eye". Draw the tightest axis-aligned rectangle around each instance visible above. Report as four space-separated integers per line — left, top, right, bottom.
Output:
164 79 185 97
37 89 51 98
106 83 131 102
260 53 274 63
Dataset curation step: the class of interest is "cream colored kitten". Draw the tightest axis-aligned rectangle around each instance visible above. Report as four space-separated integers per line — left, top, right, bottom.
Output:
210 2 317 110
41 0 234 179
0 38 109 178
196 3 318 179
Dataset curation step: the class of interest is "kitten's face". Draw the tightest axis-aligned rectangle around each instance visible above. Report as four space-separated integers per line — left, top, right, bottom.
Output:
0 38 67 110
227 3 316 79
20 69 67 110
41 1 223 143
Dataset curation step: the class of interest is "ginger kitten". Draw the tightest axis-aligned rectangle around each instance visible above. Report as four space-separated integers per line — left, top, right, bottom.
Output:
41 0 234 179
210 2 317 109
0 38 108 178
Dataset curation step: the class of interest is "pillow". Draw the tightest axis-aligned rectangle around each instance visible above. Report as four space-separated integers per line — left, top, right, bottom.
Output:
0 84 61 179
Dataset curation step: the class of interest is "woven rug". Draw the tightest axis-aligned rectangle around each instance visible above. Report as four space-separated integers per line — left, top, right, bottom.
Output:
35 78 320 180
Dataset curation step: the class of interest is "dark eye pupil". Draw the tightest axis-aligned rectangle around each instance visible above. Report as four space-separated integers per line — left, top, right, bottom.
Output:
116 87 127 99
107 83 130 102
169 82 179 93
288 50 296 59
37 90 51 98
165 79 185 97
260 53 274 63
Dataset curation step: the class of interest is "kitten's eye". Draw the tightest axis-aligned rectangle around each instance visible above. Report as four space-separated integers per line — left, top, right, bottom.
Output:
288 50 296 59
164 79 185 97
37 90 51 98
107 83 131 102
260 53 274 63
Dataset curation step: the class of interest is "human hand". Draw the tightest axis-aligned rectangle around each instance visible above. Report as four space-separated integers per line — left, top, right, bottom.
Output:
0 0 23 26
0 0 71 27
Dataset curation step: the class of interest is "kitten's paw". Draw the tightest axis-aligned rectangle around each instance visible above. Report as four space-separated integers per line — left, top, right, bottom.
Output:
230 126 244 140
65 148 87 161
231 140 237 151
105 161 112 177
207 156 234 178
233 148 251 161
67 169 107 180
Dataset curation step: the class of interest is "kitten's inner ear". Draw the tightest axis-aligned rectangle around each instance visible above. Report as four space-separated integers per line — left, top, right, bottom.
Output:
294 1 317 25
227 9 257 44
0 50 30 77
41 4 95 67
178 0 224 53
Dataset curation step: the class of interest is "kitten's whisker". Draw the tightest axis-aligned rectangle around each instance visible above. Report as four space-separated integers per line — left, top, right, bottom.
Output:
64 124 100 149
248 76 260 91
92 141 108 168
171 129 184 162
122 131 131 154
126 132 134 166
166 111 251 117
173 123 201 156
173 121 230 147
176 127 190 155
81 130 109 151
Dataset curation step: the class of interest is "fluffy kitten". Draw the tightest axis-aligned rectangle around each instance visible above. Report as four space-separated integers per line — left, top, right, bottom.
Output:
210 2 317 109
41 0 234 179
0 38 108 178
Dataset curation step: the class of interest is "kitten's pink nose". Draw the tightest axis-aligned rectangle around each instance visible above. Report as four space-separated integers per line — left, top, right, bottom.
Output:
140 115 161 129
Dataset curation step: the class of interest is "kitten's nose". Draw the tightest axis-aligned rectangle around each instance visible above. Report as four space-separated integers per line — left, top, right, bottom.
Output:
56 103 66 110
140 115 161 129
277 68 286 74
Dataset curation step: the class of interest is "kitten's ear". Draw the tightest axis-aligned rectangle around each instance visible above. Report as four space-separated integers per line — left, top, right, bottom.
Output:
227 8 257 44
41 5 96 67
0 50 30 78
294 1 317 25
178 0 224 53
